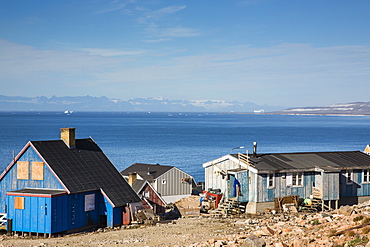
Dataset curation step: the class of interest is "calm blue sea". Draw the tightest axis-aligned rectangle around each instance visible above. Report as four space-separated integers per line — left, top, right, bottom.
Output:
0 111 370 182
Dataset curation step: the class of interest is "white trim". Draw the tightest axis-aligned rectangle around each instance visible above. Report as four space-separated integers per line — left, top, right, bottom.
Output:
363 169 370 183
286 172 303 187
202 155 230 168
346 170 353 184
138 181 167 206
267 173 275 188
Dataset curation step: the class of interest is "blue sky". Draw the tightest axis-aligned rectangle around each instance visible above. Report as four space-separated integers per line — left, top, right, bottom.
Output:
1 0 369 107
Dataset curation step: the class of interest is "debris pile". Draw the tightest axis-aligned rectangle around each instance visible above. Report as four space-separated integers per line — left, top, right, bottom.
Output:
185 200 370 247
175 195 202 217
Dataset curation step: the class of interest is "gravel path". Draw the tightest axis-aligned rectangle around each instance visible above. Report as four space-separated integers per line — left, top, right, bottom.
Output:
0 217 240 247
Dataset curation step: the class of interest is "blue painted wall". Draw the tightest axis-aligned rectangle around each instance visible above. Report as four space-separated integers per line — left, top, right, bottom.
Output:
0 146 64 213
7 191 107 234
2 145 123 233
7 195 52 233
339 169 370 198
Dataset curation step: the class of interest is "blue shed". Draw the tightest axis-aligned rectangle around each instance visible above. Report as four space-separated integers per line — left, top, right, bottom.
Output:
0 128 141 235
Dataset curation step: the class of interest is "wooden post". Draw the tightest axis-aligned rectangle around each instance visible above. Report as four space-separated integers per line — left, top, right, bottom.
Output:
7 219 12 236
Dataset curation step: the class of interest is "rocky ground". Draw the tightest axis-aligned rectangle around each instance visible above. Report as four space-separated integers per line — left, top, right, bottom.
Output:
2 200 370 247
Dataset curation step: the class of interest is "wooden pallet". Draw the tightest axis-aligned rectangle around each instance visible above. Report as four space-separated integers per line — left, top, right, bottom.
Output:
209 198 245 217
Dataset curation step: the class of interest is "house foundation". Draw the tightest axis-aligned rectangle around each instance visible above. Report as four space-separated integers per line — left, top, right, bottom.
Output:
245 201 275 214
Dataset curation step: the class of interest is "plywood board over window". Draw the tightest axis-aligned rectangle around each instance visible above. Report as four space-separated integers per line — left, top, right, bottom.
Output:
32 162 44 180
15 197 24 209
17 161 29 180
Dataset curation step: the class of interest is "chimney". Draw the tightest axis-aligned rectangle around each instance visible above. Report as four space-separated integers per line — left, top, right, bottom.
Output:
253 142 257 157
60 127 76 149
128 172 137 185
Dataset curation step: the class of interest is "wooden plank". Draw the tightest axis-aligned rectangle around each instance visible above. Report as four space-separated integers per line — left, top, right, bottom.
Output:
32 162 44 180
17 161 29 180
14 197 24 210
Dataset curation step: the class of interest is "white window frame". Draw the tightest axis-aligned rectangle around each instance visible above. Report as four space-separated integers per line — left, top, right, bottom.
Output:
267 173 275 188
363 169 370 183
287 172 303 187
162 179 167 185
346 170 353 184
143 191 150 199
295 172 303 186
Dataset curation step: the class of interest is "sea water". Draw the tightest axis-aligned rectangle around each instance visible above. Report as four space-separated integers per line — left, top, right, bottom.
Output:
0 111 370 182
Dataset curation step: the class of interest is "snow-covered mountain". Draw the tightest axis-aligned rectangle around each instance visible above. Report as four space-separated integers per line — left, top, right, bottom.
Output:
0 95 283 112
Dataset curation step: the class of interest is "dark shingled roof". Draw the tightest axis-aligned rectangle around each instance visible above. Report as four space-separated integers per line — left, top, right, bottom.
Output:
30 138 140 207
131 179 146 193
121 163 174 180
232 151 370 172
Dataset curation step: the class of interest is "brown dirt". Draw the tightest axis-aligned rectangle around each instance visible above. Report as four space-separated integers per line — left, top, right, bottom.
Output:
0 217 240 247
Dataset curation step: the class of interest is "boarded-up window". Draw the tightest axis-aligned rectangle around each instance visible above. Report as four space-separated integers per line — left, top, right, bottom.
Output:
85 194 95 211
17 161 29 180
31 162 44 180
14 197 24 209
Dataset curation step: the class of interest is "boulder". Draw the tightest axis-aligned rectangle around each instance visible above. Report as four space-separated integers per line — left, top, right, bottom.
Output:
241 235 266 247
338 205 353 216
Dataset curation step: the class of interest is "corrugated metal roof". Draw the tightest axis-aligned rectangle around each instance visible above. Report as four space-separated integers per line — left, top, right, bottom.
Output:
31 139 141 207
232 151 370 172
121 163 174 180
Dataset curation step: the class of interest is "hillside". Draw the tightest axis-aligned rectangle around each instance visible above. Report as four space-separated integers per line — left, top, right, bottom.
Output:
277 102 370 116
3 201 370 246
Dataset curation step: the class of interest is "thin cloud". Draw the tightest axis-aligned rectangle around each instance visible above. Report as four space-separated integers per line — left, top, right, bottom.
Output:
158 27 199 38
1 39 369 105
81 48 146 57
144 5 187 21
93 0 131 14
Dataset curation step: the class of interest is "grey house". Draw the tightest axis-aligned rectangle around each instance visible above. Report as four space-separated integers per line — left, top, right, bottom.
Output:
121 163 195 203
203 149 370 214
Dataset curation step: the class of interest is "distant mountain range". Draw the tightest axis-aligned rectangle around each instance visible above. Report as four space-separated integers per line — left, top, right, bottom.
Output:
276 102 370 115
1 95 369 115
0 95 283 113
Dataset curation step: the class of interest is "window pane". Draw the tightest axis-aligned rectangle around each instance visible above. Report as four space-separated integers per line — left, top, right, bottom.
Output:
347 171 352 183
268 174 273 187
298 173 303 185
292 173 297 185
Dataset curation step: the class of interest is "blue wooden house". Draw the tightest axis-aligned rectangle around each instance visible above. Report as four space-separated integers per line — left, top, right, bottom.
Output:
203 144 370 214
0 128 141 235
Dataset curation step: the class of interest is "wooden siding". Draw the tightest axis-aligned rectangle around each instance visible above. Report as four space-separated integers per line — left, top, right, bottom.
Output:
339 169 370 199
7 195 52 233
255 172 316 203
0 147 64 213
204 159 240 195
322 172 340 200
141 184 166 214
7 191 106 234
155 167 193 196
